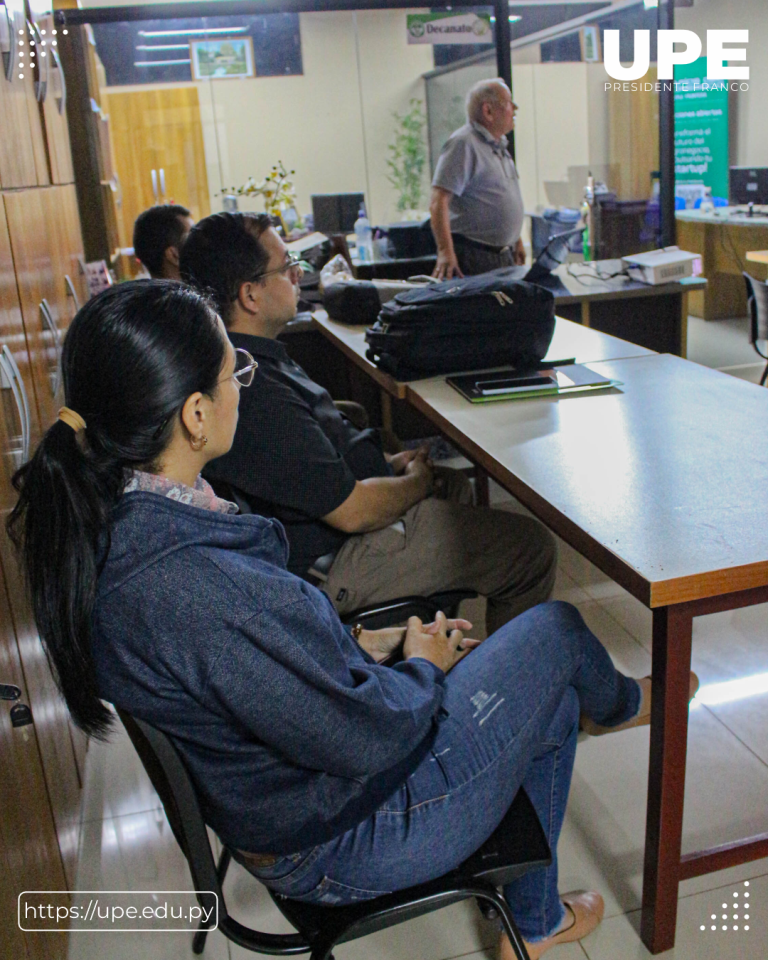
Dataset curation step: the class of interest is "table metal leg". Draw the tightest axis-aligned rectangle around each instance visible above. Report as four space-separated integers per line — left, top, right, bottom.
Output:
680 292 689 359
474 465 490 506
640 603 694 953
380 390 393 433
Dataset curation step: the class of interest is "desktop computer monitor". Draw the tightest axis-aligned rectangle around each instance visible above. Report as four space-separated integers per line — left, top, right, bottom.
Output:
729 167 768 205
311 193 365 234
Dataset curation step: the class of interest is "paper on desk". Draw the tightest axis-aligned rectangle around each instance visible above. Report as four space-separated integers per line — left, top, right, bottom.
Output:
286 232 328 253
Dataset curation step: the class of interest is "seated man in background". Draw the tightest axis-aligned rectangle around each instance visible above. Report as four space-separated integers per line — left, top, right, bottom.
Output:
180 212 555 635
133 204 195 280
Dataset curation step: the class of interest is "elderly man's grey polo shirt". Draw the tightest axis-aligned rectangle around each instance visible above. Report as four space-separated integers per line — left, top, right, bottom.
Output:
432 121 524 248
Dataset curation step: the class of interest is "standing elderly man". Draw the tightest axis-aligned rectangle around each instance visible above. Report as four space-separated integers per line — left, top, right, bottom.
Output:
430 79 526 279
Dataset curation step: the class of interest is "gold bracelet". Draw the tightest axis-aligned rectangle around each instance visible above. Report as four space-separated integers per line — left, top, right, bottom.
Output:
350 623 364 641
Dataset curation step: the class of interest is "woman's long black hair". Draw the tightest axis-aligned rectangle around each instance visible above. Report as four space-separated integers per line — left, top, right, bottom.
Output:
7 281 227 738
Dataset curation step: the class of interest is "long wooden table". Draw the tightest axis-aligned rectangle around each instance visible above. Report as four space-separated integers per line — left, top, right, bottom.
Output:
677 208 768 318
406 354 768 954
312 311 655 428
539 261 706 357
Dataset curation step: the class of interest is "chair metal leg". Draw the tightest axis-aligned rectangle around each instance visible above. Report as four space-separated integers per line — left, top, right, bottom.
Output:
761 362 768 387
475 889 531 960
192 848 232 954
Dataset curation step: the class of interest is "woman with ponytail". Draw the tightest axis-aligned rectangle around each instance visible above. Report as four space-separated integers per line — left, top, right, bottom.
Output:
9 280 677 959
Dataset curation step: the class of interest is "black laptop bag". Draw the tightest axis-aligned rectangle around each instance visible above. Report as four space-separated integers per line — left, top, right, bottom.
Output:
364 271 556 380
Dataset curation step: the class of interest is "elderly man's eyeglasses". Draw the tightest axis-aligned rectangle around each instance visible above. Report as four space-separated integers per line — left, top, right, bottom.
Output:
222 348 258 388
254 252 303 282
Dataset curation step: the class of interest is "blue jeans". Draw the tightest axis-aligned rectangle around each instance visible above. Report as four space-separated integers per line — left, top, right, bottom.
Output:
245 602 640 942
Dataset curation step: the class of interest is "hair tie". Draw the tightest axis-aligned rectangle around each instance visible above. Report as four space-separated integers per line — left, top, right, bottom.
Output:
58 407 87 434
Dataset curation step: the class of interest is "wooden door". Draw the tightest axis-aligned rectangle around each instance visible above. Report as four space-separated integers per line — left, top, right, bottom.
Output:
39 14 75 186
2 190 59 429
0 0 43 189
0 201 69 959
106 87 211 248
0 568 69 960
0 195 82 887
42 185 84 337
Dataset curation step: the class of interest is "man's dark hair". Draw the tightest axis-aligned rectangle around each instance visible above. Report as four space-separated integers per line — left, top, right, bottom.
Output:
133 204 191 278
180 212 272 326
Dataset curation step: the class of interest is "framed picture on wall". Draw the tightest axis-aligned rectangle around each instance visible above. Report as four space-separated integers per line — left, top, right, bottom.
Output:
190 37 256 80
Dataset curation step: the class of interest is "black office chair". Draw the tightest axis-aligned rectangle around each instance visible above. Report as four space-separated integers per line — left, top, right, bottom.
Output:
743 273 768 386
116 708 550 960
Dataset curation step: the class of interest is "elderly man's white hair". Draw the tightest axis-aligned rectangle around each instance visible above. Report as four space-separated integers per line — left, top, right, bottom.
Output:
465 79 511 124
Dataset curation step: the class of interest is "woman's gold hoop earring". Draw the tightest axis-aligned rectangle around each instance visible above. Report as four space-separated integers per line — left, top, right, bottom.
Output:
190 435 208 451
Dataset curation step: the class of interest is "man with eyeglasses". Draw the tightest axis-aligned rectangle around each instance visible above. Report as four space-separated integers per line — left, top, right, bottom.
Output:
181 212 555 638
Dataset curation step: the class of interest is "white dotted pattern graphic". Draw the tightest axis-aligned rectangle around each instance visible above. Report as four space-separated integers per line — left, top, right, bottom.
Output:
701 883 752 933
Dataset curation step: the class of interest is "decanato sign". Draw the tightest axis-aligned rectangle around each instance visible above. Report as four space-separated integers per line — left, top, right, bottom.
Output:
603 29 749 90
407 12 492 46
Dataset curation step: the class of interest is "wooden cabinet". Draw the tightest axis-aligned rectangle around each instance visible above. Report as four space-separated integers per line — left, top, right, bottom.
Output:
3 185 83 430
0 195 69 960
0 2 49 189
40 13 75 186
106 87 211 248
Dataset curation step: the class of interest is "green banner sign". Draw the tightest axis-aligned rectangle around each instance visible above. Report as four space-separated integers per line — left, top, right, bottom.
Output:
674 57 729 202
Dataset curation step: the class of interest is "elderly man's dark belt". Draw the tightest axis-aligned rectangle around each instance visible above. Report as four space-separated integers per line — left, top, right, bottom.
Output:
452 233 511 256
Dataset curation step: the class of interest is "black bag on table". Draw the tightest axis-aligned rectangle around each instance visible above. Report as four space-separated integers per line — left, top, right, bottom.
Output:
364 271 556 380
323 280 381 326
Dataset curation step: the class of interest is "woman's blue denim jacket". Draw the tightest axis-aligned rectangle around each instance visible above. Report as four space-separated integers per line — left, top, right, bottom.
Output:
92 492 444 855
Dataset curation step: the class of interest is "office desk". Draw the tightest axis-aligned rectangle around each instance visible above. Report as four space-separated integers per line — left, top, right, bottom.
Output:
541 261 706 356
311 310 655 429
407 354 768 954
676 207 768 318
746 249 768 275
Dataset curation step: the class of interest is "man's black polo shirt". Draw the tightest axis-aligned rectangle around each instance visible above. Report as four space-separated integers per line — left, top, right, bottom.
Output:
204 332 391 578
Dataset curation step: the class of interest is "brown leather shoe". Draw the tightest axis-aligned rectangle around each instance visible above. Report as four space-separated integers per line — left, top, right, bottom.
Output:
499 891 605 960
580 672 700 737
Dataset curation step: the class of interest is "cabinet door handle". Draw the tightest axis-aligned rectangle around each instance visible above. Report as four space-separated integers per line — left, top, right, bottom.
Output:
0 352 26 468
65 274 81 312
2 345 31 462
51 41 65 115
27 19 47 102
40 299 61 398
159 167 166 198
151 168 158 201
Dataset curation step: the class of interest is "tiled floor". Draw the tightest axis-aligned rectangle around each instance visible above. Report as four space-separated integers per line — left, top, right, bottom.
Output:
69 316 768 960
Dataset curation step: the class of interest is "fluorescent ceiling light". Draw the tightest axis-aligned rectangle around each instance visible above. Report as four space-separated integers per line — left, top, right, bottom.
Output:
135 44 189 51
138 27 247 38
134 59 191 67
692 672 768 707
490 16 523 22
643 0 659 7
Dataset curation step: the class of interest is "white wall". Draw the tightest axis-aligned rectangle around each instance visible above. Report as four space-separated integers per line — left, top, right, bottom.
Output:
103 10 434 225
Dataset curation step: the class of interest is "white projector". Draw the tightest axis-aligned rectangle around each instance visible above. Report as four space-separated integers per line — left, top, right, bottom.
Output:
622 247 699 285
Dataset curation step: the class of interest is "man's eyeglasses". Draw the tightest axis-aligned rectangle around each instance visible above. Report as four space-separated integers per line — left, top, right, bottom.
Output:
223 348 258 388
254 252 303 282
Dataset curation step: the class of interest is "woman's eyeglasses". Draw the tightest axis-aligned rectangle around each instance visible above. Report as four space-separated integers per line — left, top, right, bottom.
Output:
254 252 303 282
223 348 258 388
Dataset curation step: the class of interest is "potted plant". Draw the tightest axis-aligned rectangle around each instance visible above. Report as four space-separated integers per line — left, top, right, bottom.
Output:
386 99 428 220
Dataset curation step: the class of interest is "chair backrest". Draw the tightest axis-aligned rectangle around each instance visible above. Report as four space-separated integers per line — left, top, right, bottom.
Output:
116 708 312 954
116 709 225 904
743 273 768 344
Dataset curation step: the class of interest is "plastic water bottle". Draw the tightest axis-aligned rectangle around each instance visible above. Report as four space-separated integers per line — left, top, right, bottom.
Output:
354 205 373 263
699 187 715 216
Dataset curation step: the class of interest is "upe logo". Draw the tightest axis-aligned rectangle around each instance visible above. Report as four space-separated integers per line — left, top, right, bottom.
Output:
604 29 749 81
